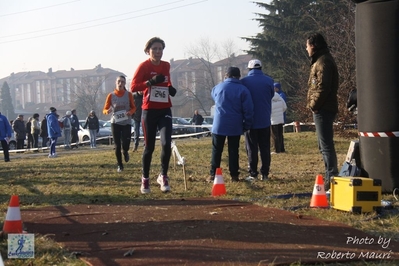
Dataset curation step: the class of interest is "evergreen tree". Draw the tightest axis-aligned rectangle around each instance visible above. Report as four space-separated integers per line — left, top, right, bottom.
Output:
244 0 356 126
0 81 16 119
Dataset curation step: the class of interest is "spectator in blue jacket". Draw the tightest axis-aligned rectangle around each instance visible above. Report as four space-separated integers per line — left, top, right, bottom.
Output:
46 107 62 158
241 59 275 181
0 112 12 162
208 67 253 182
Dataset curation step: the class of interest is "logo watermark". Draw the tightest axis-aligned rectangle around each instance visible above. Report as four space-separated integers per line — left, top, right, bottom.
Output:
7 234 35 259
317 235 393 260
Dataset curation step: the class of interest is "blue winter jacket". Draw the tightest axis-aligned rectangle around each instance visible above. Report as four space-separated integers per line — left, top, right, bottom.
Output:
46 112 62 138
241 69 275 129
0 113 12 140
211 78 253 136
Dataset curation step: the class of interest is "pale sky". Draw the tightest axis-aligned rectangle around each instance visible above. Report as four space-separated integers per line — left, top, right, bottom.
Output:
0 0 267 79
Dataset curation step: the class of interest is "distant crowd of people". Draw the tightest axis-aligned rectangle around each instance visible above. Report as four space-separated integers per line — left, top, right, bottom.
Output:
0 107 101 160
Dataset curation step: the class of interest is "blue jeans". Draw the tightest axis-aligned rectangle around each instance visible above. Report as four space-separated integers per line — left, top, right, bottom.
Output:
195 125 202 138
313 110 338 186
50 137 58 155
89 129 97 147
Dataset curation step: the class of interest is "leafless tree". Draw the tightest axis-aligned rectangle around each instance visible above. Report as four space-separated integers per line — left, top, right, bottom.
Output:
182 37 241 115
70 75 109 119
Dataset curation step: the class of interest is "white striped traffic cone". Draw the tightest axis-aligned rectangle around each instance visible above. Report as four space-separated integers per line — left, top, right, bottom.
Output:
212 168 226 196
2 195 23 234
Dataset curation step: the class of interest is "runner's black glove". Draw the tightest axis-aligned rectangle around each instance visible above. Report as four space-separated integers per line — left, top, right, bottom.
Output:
148 74 165 85
168 86 177 97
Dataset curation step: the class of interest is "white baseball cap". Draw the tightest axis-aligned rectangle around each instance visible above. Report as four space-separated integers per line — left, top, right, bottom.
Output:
248 59 262 69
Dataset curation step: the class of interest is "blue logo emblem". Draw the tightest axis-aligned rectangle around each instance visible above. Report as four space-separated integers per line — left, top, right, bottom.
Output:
7 234 35 259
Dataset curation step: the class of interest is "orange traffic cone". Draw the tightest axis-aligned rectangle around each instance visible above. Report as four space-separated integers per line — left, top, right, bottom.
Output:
310 175 329 208
2 195 23 234
212 168 226 196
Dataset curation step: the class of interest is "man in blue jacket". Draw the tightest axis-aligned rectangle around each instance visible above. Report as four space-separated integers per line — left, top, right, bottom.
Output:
0 112 12 162
208 67 253 182
46 107 62 158
241 59 275 181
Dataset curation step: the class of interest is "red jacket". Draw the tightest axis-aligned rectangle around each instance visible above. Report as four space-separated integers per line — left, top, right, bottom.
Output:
130 59 172 110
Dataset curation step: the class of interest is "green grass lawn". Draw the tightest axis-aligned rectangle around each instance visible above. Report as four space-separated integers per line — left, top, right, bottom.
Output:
0 132 398 265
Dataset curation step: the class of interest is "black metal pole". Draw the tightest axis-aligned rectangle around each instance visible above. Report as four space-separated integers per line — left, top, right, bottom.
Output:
353 0 399 192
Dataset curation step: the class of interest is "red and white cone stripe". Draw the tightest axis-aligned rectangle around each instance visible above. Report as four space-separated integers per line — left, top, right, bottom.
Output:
5 206 22 221
359 131 399 137
214 174 225 184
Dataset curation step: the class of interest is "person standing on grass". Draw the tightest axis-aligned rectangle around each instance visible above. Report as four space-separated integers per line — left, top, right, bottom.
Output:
31 113 40 151
70 109 80 149
103 76 136 173
40 115 48 148
62 111 72 149
306 33 339 191
0 112 12 162
12 114 26 150
26 117 33 149
46 107 62 158
240 59 274 181
274 82 287 152
130 36 177 194
132 91 143 152
192 109 204 139
208 66 253 183
271 92 287 154
83 110 100 148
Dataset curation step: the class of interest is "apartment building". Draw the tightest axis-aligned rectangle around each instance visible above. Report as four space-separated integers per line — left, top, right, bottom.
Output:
0 64 123 117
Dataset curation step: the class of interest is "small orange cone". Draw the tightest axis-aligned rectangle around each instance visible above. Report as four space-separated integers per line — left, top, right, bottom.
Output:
310 175 329 208
212 168 226 196
2 195 23 234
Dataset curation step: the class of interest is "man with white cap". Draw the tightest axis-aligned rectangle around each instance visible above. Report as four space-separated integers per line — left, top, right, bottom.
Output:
241 59 275 181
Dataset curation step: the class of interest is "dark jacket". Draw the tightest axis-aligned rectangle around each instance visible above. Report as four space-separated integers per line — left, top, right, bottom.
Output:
83 115 100 131
12 119 26 140
40 117 48 138
70 114 80 130
192 114 204 125
133 92 143 122
306 48 339 113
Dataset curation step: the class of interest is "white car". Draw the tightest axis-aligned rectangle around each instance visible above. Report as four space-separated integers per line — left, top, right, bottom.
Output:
102 120 143 137
79 120 112 144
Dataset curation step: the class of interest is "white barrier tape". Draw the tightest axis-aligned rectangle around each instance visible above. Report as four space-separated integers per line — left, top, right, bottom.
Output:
171 141 185 165
359 131 399 137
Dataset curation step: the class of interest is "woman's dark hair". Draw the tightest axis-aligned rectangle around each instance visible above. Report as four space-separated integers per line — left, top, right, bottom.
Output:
307 33 328 51
144 37 165 54
33 113 39 119
117 75 127 90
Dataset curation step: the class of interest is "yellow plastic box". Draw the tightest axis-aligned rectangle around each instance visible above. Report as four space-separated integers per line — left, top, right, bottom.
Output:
330 177 382 213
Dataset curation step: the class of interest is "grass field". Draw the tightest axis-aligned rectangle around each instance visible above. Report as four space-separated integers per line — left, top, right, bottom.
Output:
0 131 398 265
